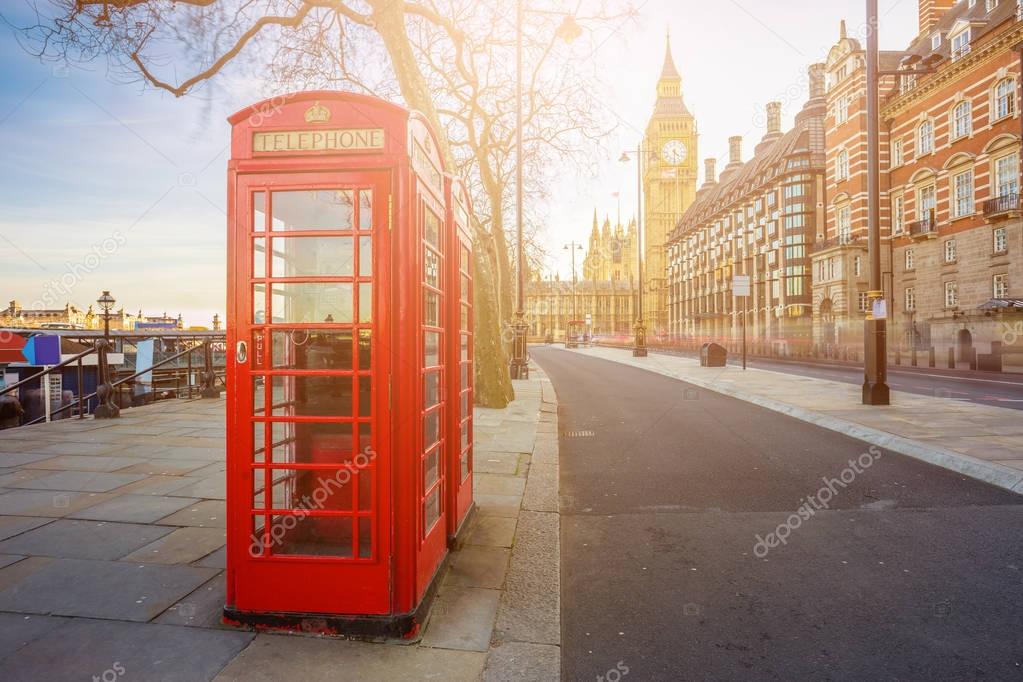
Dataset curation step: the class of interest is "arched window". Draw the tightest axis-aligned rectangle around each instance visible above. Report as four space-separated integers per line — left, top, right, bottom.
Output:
952 101 972 139
993 78 1015 121
835 202 852 242
836 149 849 181
918 120 934 155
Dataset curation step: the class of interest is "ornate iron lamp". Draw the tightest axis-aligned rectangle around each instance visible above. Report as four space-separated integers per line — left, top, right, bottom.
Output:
94 290 120 418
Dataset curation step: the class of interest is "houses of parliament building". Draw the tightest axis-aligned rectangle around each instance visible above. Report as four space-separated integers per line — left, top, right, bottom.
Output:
526 36 697 339
525 213 640 338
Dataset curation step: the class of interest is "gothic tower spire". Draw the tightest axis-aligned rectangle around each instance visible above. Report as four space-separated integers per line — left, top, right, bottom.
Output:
660 31 680 82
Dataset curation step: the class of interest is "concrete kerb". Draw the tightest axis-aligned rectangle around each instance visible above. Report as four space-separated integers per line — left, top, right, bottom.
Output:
483 367 561 682
564 347 1023 495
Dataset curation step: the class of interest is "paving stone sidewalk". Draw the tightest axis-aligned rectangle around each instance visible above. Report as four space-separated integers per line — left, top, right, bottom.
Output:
569 345 1023 494
0 364 561 681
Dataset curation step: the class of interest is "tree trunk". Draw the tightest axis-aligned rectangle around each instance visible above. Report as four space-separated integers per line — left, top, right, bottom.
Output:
471 230 515 407
371 1 513 408
478 156 514 325
491 194 515 325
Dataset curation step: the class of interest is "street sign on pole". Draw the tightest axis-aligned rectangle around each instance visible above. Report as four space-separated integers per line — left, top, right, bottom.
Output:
732 276 751 370
872 299 888 320
23 336 61 366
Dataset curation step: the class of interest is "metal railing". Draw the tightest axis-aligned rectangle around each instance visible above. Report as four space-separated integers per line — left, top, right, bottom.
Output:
0 345 98 422
907 211 937 237
982 193 1020 217
0 331 226 429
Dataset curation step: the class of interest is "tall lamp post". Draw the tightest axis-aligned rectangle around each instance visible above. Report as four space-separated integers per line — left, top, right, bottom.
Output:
563 242 583 322
94 290 120 419
619 146 655 357
862 0 942 404
509 1 582 380
861 0 889 405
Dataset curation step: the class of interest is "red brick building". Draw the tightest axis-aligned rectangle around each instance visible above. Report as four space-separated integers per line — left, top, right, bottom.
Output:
818 0 1023 366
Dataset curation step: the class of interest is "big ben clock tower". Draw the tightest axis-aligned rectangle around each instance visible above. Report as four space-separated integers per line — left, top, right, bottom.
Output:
642 33 697 334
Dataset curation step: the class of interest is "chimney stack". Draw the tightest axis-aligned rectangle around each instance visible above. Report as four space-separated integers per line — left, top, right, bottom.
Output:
808 63 825 100
755 101 785 157
766 101 782 135
918 0 956 36
728 136 743 168
701 158 717 189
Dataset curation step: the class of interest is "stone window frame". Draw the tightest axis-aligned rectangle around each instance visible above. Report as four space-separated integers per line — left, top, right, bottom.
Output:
904 286 916 311
950 166 975 219
891 136 905 167
993 273 1009 298
835 148 850 181
857 290 870 312
944 280 959 308
917 182 937 222
950 100 973 141
991 150 1019 198
836 203 852 242
991 77 1017 123
918 119 935 156
944 238 958 263
891 191 905 234
993 226 1008 254
835 95 850 124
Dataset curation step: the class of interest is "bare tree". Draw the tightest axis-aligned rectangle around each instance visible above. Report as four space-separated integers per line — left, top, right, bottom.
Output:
5 0 631 406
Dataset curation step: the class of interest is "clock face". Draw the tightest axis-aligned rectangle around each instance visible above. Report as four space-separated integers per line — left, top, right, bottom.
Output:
662 140 687 166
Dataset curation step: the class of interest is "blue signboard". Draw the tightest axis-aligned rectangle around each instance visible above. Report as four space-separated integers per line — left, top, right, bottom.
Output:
136 322 177 330
22 335 61 366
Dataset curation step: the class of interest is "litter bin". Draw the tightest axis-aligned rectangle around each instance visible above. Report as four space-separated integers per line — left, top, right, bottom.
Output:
700 343 727 367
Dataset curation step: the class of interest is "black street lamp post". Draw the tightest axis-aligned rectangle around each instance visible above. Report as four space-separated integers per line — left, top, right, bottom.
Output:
509 0 529 380
563 242 583 321
619 146 655 357
510 1 582 380
861 0 890 405
862 0 943 404
94 290 120 419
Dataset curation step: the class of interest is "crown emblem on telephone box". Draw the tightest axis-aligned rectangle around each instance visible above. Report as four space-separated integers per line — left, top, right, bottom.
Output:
304 101 331 124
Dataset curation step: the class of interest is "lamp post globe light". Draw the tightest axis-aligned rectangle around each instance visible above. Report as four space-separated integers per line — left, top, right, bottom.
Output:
619 147 653 358
94 290 120 419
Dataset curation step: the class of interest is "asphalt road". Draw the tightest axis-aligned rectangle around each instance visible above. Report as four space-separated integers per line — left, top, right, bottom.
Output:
531 347 1023 682
619 345 1023 410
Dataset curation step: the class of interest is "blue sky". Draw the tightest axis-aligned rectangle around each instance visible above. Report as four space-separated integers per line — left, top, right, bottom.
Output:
0 4 242 326
0 1 920 322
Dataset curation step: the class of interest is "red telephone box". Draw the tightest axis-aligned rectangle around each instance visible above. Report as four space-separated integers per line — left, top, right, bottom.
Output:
223 91 473 637
445 176 474 542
